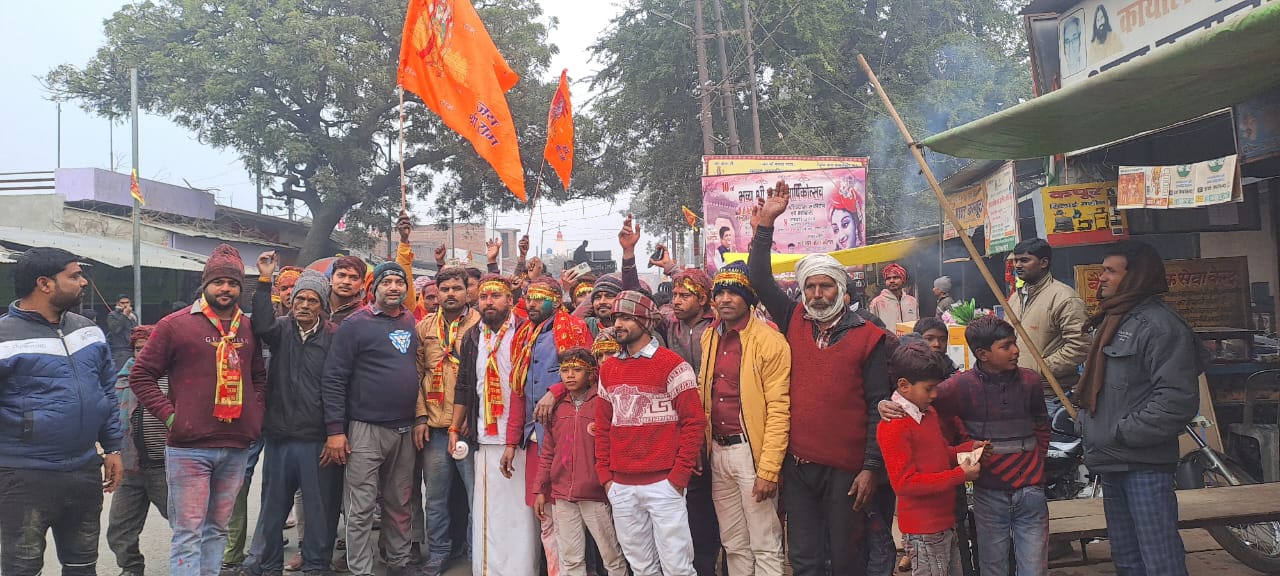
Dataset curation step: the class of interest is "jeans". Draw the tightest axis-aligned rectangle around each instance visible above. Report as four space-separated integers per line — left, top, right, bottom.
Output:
1100 471 1188 576
418 426 475 563
247 439 343 573
903 529 963 576
224 440 263 565
166 446 252 576
0 464 103 576
782 456 868 576
971 485 1048 576
107 466 170 574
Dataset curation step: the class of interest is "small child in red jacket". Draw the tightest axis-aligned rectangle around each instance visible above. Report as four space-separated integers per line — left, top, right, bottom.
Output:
535 347 629 576
880 341 986 576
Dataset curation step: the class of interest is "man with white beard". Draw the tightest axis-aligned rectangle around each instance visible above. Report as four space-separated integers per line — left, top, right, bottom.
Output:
747 183 892 576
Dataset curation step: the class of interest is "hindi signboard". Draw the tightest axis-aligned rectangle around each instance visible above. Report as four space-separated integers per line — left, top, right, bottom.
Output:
1041 182 1129 247
984 162 1019 254
1057 0 1271 88
1074 256 1251 329
1116 155 1240 210
942 185 986 240
701 165 867 272
702 155 867 176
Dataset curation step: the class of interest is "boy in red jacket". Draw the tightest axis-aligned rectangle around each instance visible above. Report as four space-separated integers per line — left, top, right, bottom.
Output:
535 347 629 576
879 341 984 576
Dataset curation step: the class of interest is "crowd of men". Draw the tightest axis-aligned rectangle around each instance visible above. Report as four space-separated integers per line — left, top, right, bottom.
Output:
1 184 1205 576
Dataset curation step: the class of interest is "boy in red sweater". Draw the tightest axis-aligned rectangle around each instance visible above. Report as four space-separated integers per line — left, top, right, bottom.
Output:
595 291 705 576
880 341 983 576
535 347 629 576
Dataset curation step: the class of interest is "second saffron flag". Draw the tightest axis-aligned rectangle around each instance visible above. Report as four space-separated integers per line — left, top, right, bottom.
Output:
398 0 527 201
544 69 574 190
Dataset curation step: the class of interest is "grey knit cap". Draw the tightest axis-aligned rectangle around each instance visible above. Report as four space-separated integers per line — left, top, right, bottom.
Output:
292 270 332 313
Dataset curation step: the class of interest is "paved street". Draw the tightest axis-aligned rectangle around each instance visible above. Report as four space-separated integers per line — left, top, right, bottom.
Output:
40 467 1265 575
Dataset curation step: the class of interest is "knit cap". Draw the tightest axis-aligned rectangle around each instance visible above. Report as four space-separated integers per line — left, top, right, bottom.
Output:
712 261 757 306
202 243 244 287
592 273 624 300
372 262 407 287
612 290 659 322
672 268 712 299
292 270 332 313
934 275 952 293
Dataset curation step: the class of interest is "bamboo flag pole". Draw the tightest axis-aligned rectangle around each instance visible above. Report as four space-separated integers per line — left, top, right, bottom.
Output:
525 157 548 235
855 54 1076 418
398 88 408 213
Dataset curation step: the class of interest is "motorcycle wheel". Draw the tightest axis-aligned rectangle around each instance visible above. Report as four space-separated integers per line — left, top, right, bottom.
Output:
1187 453 1280 573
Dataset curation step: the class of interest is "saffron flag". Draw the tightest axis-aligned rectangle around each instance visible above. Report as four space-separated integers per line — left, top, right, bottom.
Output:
544 69 573 190
130 169 145 205
682 205 699 229
398 0 527 201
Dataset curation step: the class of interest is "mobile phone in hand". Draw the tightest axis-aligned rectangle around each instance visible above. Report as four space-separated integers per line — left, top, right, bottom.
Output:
648 246 665 267
571 261 593 277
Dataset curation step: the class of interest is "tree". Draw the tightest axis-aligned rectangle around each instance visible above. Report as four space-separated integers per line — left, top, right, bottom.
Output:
590 0 1032 239
47 0 628 263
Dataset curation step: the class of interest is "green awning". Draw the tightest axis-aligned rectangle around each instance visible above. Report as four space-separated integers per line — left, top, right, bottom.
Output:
920 3 1280 160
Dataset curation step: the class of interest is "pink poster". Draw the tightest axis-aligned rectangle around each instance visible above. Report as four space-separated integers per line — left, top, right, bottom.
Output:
701 165 867 272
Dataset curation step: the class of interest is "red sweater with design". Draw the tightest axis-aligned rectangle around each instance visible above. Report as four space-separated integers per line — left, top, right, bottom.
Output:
879 408 974 535
595 345 706 489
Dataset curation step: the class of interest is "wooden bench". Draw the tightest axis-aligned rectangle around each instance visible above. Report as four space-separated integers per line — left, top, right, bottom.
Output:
1048 483 1280 562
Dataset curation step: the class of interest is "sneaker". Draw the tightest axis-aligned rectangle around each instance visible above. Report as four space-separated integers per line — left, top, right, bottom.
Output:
335 538 347 550
285 551 303 572
330 556 349 573
220 563 246 576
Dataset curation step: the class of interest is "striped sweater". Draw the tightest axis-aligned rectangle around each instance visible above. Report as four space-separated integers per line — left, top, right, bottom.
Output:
933 365 1050 490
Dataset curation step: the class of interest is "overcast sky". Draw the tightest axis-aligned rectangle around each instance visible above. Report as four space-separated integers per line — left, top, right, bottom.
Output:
0 1 657 262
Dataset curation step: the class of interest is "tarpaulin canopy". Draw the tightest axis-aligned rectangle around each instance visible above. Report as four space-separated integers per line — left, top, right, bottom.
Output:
726 235 937 275
919 3 1280 160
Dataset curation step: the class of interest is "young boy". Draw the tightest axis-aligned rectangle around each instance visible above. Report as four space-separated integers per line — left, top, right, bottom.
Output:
883 315 1051 576
880 341 983 576
913 317 959 376
535 347 629 576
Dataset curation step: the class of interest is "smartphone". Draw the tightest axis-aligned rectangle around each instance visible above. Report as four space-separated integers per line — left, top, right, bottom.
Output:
571 262 593 277
648 246 666 268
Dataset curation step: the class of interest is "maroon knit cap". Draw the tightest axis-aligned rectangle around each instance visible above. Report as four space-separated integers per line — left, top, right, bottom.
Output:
129 325 155 347
202 243 244 287
672 268 712 297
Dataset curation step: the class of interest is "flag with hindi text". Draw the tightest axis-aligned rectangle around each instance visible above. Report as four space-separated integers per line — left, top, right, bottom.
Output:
398 0 527 201
543 69 573 190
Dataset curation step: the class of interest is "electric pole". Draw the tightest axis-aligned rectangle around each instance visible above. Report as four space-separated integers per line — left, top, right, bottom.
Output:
691 0 716 156
130 69 142 319
743 1 763 154
710 0 741 155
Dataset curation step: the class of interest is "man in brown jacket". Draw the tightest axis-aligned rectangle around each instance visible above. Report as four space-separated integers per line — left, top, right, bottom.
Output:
1007 238 1091 401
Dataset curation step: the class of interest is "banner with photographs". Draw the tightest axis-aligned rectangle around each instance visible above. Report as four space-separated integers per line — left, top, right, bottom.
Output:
1117 155 1241 210
1041 181 1129 247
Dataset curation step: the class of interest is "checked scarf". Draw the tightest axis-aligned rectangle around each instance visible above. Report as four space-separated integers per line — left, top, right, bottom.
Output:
198 296 245 422
482 319 512 436
510 308 593 397
427 312 465 405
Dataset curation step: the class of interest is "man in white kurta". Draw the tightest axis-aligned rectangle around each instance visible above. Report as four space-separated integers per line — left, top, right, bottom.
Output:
450 276 539 576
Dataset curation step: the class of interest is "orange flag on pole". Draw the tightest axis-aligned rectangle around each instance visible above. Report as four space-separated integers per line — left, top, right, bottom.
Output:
398 0 527 201
682 205 699 229
543 69 573 191
130 169 145 205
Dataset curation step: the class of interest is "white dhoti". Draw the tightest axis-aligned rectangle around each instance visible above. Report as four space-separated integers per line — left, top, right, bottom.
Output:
472 444 540 576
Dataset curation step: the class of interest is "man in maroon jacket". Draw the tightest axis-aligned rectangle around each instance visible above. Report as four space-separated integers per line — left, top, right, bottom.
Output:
747 184 891 576
131 244 267 576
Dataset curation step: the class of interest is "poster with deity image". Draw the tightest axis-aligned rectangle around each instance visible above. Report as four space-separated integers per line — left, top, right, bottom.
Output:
701 164 867 272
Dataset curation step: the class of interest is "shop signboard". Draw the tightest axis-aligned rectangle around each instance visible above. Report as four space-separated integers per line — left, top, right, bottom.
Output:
1041 181 1129 247
1057 0 1270 88
942 185 986 240
984 162 1019 253
701 165 867 272
1074 256 1251 329
702 155 867 176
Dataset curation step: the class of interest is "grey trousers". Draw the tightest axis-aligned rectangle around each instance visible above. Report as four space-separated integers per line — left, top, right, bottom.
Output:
107 466 169 574
344 421 416 576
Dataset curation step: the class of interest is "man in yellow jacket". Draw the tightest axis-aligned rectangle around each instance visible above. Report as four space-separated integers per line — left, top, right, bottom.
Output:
696 262 791 576
1007 238 1091 401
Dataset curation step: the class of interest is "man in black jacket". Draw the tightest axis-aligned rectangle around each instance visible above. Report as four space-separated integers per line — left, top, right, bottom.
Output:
244 252 341 576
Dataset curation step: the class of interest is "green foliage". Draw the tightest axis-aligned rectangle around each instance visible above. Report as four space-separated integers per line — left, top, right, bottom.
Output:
46 0 627 262
950 298 977 325
590 0 1032 238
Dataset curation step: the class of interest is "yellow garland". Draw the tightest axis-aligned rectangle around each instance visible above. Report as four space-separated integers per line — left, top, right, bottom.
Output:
526 286 560 302
478 280 511 295
559 358 595 371
712 270 756 295
574 283 595 297
679 277 707 297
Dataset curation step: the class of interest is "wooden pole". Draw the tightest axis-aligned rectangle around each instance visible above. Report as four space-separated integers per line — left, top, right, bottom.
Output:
855 54 1076 418
525 156 548 235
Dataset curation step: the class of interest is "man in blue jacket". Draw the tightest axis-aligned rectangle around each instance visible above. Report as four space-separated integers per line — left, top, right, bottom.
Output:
0 247 124 575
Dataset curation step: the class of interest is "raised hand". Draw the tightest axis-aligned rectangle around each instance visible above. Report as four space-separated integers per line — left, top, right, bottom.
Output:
434 244 448 266
486 237 502 264
396 211 413 244
619 213 641 258
750 180 791 228
649 243 675 270
518 235 530 259
257 251 278 278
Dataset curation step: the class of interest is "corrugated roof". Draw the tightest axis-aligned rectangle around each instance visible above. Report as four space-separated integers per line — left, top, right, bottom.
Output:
0 226 250 273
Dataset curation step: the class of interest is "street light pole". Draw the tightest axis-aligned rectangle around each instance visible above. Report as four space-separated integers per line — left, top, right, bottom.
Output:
131 69 142 320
